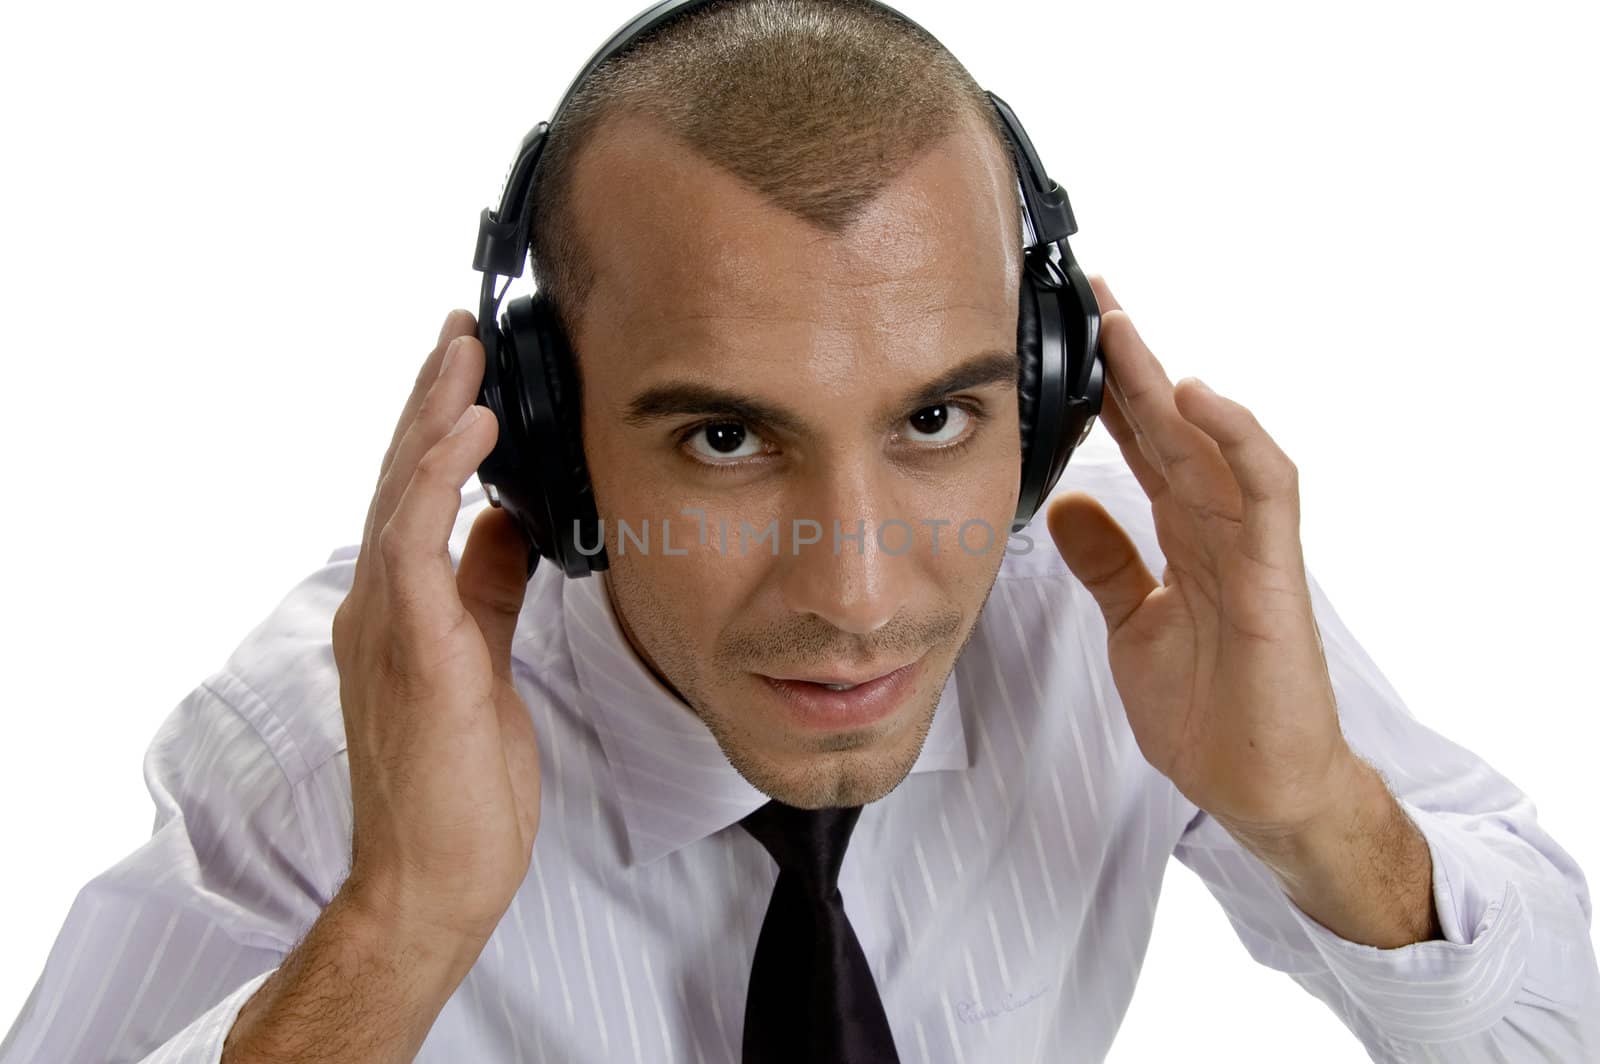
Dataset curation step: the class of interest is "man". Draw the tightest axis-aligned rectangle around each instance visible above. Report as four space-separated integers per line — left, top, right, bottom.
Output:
4 1 1597 1061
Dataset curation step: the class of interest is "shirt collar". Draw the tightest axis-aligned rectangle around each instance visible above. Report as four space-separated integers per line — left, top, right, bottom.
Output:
561 568 971 868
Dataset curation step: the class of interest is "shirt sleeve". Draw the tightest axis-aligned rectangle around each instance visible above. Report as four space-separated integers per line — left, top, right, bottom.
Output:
0 672 331 1063
1171 564 1600 1062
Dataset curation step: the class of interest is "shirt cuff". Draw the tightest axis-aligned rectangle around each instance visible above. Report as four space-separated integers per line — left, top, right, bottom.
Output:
139 967 275 1063
1278 795 1532 1043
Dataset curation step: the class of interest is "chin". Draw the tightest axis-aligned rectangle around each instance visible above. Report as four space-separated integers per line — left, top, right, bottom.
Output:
723 689 940 809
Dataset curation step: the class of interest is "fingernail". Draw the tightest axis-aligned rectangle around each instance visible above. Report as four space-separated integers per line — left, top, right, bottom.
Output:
1187 377 1213 394
441 336 463 373
448 405 479 436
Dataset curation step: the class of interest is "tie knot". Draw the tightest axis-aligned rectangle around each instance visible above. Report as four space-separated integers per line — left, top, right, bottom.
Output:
739 799 862 894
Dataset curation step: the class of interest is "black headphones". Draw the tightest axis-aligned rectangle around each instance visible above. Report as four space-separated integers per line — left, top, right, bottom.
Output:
470 0 1103 579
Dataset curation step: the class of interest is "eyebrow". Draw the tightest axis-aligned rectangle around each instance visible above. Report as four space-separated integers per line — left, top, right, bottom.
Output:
620 348 1019 438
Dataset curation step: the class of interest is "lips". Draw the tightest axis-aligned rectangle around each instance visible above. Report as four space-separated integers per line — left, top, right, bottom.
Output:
793 679 860 692
758 658 924 731
762 662 918 687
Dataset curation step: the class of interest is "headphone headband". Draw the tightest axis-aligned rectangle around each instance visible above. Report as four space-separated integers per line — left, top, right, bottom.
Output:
474 0 1079 291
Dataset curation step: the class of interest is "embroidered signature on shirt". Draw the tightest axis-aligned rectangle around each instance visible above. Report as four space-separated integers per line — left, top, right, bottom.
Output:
954 980 1052 1024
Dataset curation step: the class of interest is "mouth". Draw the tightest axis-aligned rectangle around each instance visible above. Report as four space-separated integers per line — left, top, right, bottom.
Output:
762 660 920 690
756 657 924 731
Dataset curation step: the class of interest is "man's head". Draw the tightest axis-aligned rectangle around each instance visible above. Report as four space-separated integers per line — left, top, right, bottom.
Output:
528 0 1026 809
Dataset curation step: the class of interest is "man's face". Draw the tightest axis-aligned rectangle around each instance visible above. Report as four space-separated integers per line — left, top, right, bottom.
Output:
568 108 1023 809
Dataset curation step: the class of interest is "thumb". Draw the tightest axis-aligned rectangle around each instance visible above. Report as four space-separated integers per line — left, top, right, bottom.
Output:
457 504 532 679
1046 492 1157 637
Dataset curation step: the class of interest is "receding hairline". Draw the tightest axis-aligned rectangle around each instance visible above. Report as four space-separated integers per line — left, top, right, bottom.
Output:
526 0 1025 351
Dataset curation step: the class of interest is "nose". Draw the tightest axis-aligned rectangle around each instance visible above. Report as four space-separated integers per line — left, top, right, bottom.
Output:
775 460 915 636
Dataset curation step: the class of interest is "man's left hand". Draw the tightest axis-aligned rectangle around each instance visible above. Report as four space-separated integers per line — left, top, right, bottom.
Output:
1046 276 1359 849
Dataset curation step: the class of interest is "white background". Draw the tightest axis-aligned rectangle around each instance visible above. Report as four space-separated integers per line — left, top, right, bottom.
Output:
2 0 1596 1058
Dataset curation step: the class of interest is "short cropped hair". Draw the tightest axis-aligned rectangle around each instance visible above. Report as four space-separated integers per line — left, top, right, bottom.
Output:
526 0 1022 347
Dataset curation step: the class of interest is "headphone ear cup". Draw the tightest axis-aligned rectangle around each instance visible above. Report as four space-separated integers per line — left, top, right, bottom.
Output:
1015 247 1068 531
1004 243 1081 528
528 292 606 576
474 313 546 576
1012 246 1106 531
474 293 603 579
498 292 606 578
1015 267 1043 497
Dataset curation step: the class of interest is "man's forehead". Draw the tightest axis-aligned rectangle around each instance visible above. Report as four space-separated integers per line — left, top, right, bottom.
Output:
594 201 1004 331
568 112 1020 351
598 290 1015 397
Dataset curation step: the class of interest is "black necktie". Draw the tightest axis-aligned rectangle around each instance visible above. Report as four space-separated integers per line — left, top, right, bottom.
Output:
738 799 901 1064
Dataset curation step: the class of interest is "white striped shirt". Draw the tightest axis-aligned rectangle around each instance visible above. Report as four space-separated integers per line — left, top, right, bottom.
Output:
4 446 1598 1063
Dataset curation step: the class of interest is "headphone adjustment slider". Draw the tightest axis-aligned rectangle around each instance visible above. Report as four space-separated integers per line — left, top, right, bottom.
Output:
473 206 528 278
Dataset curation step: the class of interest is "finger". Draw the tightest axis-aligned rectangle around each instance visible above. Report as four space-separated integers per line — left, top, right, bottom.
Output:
1100 310 1240 523
1078 282 1218 573
1172 378 1303 575
457 503 532 682
390 310 479 469
1045 491 1157 638
1105 373 1184 509
1082 278 1167 494
1095 379 1216 576
1094 367 1166 503
1087 273 1121 315
1081 278 1220 589
369 330 490 564
361 310 478 551
378 403 496 643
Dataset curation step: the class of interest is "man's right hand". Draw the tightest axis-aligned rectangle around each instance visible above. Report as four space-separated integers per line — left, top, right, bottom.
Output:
222 312 540 1063
331 308 540 951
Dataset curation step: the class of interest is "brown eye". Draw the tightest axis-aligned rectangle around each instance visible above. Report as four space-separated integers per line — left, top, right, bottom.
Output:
704 423 746 453
905 403 970 445
685 421 765 462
